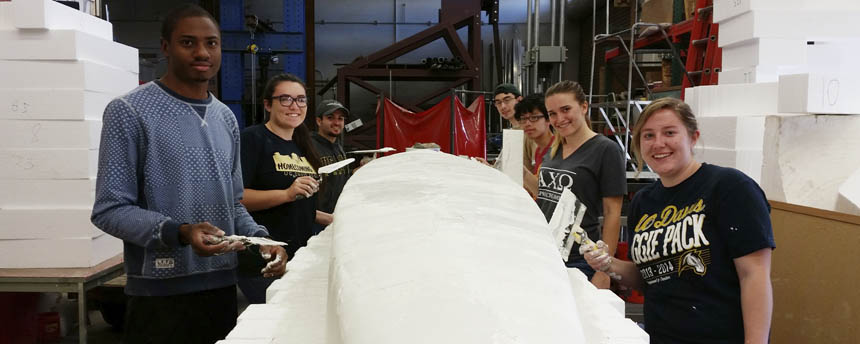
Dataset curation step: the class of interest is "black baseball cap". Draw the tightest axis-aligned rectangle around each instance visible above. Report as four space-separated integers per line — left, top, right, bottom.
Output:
315 99 350 118
493 83 521 98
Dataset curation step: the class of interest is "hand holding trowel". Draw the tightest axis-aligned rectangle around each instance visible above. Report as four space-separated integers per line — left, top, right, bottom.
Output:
294 158 355 200
548 188 621 280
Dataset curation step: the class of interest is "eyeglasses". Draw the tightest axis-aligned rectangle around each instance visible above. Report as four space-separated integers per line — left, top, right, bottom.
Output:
518 115 545 123
270 94 308 108
493 96 516 107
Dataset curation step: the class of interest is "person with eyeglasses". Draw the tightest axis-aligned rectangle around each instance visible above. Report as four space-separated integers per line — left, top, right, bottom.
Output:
91 5 286 342
514 94 555 198
491 83 540 174
237 73 325 303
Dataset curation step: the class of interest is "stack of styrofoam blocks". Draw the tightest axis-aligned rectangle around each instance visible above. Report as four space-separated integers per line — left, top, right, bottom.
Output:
686 0 860 215
684 83 784 184
714 0 860 84
0 0 138 268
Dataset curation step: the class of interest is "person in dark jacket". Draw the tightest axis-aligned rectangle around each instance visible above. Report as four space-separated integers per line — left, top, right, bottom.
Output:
311 99 351 232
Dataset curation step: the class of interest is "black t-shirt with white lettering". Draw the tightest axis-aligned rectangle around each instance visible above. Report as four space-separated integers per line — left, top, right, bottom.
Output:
537 135 627 263
240 124 317 260
626 163 775 343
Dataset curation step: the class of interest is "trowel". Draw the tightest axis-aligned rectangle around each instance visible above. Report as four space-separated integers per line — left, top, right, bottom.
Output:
295 158 355 200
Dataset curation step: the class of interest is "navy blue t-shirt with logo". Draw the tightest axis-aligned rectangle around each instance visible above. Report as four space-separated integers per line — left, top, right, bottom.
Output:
240 124 317 260
627 163 775 343
537 135 627 263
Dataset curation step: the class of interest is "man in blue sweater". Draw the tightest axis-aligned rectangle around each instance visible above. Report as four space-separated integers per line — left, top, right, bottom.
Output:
91 4 286 343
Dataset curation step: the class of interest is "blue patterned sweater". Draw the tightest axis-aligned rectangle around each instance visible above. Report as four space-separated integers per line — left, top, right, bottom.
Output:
92 82 268 296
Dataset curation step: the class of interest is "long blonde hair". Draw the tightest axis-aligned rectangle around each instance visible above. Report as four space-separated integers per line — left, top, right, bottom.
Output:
546 80 591 158
631 97 698 173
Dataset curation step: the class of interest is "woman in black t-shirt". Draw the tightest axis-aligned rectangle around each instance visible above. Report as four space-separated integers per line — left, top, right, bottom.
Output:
237 73 324 303
583 98 775 343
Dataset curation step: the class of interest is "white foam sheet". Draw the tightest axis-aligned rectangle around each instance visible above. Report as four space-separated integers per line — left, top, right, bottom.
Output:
696 115 766 150
687 83 778 117
0 60 138 94
0 208 103 240
0 178 96 208
329 150 583 344
762 115 860 212
694 147 764 184
0 89 114 120
216 341 273 344
778 73 860 115
9 0 113 41
0 233 122 268
836 168 860 216
0 2 12 30
721 38 807 70
713 0 860 23
567 268 649 343
718 65 803 84
498 129 524 186
0 119 101 149
0 30 138 73
718 10 860 47
226 151 649 343
0 148 98 179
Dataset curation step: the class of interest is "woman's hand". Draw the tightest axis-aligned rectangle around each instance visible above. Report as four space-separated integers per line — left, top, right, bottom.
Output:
286 176 319 201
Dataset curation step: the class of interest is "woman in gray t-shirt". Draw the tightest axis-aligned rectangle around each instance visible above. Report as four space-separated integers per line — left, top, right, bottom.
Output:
533 80 627 289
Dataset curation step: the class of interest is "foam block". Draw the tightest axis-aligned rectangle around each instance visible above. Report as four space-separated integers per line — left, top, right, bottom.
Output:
762 115 860 212
0 119 101 149
0 2 12 30
567 268 651 343
778 73 860 115
718 10 860 47
0 89 113 121
836 168 860 216
714 0 860 23
689 83 778 117
697 115 766 150
215 340 274 344
721 38 807 69
719 65 803 84
695 147 763 184
0 30 138 73
499 129 524 186
0 233 121 268
223 319 278 341
0 148 98 179
0 178 96 208
0 60 138 94
10 0 112 41
0 208 103 240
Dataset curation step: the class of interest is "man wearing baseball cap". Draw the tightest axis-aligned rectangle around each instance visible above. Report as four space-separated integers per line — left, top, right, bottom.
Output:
311 99 351 232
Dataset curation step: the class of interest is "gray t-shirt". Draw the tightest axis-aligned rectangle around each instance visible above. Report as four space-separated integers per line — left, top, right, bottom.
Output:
537 135 627 262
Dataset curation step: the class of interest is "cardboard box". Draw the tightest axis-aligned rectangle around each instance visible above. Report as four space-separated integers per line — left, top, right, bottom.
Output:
0 89 114 121
10 0 113 41
0 233 122 268
0 208 104 240
640 0 674 24
0 30 138 73
0 119 101 150
0 60 138 94
0 148 98 179
0 178 96 208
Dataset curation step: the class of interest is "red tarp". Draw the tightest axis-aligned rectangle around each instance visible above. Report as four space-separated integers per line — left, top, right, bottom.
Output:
377 95 486 158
